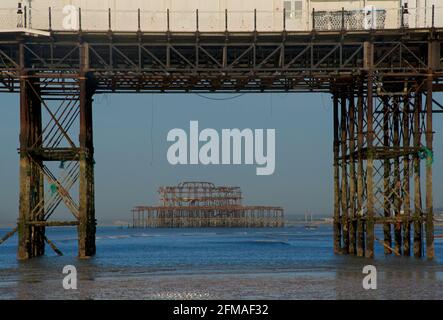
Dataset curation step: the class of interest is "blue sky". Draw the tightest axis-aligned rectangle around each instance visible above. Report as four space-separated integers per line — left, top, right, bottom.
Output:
0 92 442 225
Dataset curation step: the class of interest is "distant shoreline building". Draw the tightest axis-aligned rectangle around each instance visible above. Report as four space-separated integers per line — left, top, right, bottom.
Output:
131 181 284 228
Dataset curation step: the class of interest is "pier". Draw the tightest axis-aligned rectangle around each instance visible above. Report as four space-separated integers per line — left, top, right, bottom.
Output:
0 4 441 259
132 182 284 228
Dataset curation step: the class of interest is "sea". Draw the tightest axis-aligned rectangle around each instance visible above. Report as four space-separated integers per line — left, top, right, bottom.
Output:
0 226 442 300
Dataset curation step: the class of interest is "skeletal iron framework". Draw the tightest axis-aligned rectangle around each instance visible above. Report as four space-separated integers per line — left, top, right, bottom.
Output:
333 73 437 259
132 182 284 228
0 21 442 259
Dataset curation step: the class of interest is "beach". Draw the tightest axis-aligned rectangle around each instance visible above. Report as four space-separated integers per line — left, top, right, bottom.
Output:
1 226 442 299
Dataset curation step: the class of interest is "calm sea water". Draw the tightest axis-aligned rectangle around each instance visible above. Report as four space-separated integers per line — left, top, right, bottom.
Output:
0 226 442 299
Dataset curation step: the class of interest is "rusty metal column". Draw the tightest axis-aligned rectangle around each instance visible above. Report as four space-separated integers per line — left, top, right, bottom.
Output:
413 91 423 258
366 73 375 258
333 91 341 254
402 94 411 256
348 88 356 255
393 96 402 254
29 77 45 258
18 43 32 260
424 39 438 259
425 74 434 259
78 43 96 258
356 82 365 257
364 41 375 258
17 43 45 260
340 92 349 254
18 61 31 260
382 96 392 255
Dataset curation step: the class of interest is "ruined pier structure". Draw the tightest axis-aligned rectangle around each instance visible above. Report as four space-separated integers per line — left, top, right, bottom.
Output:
132 182 284 228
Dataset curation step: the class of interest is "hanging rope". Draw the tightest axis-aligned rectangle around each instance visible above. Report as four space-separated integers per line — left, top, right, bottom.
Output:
418 146 434 166
96 93 109 105
320 92 329 111
194 92 245 100
150 93 155 166
270 93 273 118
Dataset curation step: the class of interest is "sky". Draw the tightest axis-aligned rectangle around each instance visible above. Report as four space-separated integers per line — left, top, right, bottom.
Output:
0 92 442 225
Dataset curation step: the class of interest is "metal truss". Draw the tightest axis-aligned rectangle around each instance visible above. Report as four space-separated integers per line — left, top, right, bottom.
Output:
14 42 96 259
17 76 84 258
131 181 283 228
0 29 441 259
0 30 441 94
333 75 435 258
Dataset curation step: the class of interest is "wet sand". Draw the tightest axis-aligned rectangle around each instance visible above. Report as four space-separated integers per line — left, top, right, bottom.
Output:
1 226 442 300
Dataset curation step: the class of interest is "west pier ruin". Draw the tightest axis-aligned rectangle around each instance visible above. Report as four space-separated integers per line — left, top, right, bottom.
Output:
132 182 284 228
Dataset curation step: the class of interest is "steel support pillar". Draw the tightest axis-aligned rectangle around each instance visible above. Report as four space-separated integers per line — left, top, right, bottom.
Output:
78 74 96 258
332 75 435 258
382 96 392 255
402 93 411 256
18 46 45 259
425 75 434 259
333 92 341 254
356 83 365 257
340 92 350 254
364 41 375 258
78 43 96 258
17 42 96 260
425 39 438 259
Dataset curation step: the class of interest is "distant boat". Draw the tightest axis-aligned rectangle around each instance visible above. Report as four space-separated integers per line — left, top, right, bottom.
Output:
304 213 318 230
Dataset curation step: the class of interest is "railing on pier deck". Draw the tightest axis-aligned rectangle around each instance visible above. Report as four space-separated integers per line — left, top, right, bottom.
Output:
0 6 442 33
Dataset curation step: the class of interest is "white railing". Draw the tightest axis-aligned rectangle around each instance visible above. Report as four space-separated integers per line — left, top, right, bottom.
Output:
313 9 387 30
0 7 442 32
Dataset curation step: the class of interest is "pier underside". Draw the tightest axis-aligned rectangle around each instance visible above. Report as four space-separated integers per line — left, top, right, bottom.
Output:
0 29 441 259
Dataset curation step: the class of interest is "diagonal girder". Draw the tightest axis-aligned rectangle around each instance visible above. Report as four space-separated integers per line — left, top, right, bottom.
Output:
27 80 77 149
29 151 80 219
